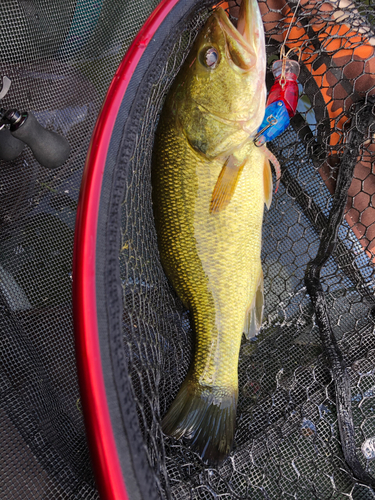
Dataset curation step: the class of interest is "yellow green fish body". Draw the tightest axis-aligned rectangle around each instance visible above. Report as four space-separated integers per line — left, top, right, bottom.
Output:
152 0 271 463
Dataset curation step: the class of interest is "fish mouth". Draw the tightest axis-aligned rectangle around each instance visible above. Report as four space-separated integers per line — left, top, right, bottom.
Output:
215 0 265 69
236 0 264 48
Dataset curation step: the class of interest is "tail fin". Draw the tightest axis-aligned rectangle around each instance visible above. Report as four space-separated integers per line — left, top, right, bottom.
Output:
162 377 237 464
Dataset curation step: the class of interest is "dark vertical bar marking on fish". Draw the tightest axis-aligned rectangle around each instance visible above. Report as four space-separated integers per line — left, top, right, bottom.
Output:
304 99 375 488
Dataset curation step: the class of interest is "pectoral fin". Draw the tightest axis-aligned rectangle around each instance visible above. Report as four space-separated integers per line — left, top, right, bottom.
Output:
244 269 264 339
210 155 246 214
263 157 273 210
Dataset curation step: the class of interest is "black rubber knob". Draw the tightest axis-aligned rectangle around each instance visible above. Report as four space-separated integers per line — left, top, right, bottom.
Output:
0 128 25 161
10 112 70 168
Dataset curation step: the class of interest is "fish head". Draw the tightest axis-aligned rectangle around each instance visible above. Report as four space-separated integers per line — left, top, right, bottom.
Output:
172 0 266 158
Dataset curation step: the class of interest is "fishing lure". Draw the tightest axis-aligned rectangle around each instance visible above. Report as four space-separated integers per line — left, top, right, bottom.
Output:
254 47 301 146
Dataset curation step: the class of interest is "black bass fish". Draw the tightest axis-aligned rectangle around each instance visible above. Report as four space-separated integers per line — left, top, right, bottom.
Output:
152 0 275 463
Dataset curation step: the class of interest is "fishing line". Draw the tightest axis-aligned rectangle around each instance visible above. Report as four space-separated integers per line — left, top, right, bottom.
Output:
279 0 302 59
278 0 303 88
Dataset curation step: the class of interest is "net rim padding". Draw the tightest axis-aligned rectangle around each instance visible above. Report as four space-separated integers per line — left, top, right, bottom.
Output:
72 0 183 498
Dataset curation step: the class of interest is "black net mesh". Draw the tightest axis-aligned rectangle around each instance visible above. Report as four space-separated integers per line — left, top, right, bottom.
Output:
0 1 160 498
3 0 375 499
112 0 375 498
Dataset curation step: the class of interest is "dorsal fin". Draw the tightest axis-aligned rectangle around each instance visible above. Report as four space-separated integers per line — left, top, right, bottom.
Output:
210 155 246 214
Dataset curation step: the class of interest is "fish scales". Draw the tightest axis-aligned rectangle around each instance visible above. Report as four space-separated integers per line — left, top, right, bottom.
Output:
154 121 264 377
152 0 271 463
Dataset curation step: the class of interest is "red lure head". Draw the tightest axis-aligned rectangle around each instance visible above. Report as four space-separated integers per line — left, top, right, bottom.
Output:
267 59 300 117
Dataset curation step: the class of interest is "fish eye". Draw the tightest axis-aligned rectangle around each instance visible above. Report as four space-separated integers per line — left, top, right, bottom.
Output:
200 47 219 69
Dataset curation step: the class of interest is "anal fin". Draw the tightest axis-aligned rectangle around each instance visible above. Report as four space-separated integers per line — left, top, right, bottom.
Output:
244 268 264 339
